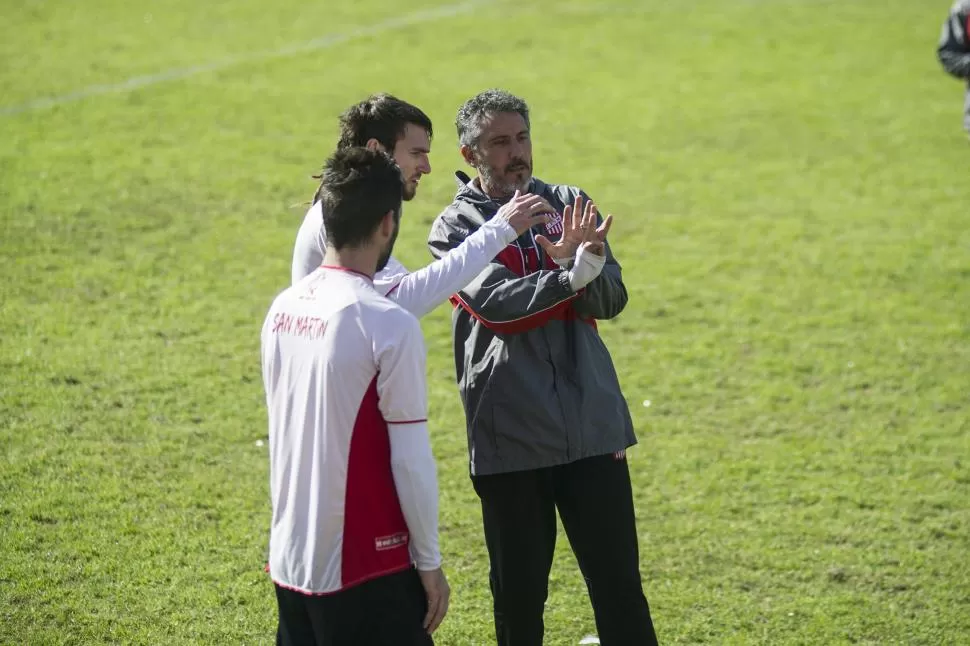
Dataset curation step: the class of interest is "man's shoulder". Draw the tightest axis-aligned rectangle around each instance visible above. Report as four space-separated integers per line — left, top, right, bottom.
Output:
359 284 416 318
431 199 482 240
953 0 970 15
359 291 422 339
297 200 323 227
267 283 301 312
376 255 408 281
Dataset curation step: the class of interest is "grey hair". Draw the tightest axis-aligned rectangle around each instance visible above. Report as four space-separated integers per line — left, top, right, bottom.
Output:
455 89 531 149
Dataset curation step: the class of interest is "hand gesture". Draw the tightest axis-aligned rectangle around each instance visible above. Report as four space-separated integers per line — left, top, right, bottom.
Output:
496 190 555 235
418 567 450 635
535 194 613 260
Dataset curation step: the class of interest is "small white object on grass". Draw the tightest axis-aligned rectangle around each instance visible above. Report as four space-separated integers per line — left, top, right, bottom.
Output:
642 400 651 407
579 636 600 645
255 440 265 447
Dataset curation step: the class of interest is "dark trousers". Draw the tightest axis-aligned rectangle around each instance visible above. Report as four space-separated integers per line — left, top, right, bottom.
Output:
472 453 659 646
275 568 433 646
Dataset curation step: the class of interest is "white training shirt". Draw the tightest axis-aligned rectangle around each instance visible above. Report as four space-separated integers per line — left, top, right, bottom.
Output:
291 201 517 317
261 266 440 595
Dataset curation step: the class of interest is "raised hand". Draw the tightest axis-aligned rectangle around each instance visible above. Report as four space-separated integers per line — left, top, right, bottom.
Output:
535 194 613 260
495 189 554 235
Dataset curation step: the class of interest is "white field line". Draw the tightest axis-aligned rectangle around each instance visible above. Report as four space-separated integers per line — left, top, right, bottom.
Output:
0 0 488 116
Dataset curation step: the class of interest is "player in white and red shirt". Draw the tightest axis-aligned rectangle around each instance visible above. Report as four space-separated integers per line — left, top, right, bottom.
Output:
262 147 446 645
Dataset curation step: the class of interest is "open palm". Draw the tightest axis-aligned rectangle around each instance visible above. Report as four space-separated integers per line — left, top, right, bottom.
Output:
535 194 613 260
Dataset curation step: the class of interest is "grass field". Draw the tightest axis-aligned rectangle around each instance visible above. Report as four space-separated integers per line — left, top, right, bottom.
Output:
2 0 969 643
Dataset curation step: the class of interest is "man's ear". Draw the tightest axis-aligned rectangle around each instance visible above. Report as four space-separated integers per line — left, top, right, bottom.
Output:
459 144 477 168
379 209 396 237
365 138 387 153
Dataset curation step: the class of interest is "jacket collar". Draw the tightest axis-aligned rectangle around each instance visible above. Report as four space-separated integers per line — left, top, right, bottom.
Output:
452 171 545 205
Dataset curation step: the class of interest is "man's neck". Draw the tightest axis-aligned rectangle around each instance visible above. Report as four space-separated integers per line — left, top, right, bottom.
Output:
477 176 533 203
476 176 515 203
322 246 379 279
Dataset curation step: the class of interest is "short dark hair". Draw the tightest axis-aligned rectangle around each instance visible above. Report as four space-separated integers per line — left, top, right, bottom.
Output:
318 147 403 250
456 89 531 149
337 93 433 152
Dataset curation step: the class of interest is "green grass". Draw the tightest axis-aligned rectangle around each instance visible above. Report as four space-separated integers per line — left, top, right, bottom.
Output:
2 0 969 643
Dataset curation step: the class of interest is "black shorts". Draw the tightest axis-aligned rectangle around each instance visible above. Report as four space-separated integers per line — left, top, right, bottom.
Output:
274 568 433 646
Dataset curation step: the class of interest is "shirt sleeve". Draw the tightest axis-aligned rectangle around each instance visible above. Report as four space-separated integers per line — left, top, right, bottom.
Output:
291 202 326 285
388 421 439 570
375 311 440 570
375 217 518 318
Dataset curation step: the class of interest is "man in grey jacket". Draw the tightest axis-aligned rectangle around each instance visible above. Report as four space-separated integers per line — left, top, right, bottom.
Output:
428 89 658 646
938 0 970 136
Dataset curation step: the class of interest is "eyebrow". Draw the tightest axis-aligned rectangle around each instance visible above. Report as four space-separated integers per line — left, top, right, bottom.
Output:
488 130 529 143
410 146 431 154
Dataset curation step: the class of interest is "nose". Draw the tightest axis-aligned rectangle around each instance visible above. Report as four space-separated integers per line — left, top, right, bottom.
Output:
419 154 431 175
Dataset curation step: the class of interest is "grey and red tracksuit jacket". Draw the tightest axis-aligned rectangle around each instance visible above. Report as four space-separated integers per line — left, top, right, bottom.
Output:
428 172 636 476
938 0 970 132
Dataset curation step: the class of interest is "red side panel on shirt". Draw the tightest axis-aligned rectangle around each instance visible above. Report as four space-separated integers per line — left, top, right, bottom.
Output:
341 377 411 589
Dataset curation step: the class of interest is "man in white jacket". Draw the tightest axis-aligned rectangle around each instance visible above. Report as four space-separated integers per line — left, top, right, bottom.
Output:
291 94 554 316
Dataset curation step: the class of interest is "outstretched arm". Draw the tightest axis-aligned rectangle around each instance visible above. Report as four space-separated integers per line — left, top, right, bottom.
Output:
377 192 554 318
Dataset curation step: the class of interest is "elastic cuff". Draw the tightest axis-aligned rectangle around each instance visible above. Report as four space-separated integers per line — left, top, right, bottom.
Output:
414 555 442 571
554 257 574 269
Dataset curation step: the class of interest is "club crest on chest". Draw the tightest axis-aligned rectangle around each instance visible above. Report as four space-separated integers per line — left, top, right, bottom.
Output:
544 211 564 236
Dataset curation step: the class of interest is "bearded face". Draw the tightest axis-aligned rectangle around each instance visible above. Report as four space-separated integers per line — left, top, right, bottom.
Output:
468 111 533 199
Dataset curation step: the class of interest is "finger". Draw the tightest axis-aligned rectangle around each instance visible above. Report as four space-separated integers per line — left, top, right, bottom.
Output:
573 194 584 229
535 197 556 213
562 204 573 228
509 192 529 208
579 201 595 238
507 195 538 216
429 603 445 634
584 199 596 225
427 594 446 634
596 213 614 240
526 201 556 217
424 592 442 631
503 196 538 221
522 194 552 211
534 234 555 255
531 212 552 225
585 202 599 242
434 591 450 633
423 593 436 630
438 587 451 630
